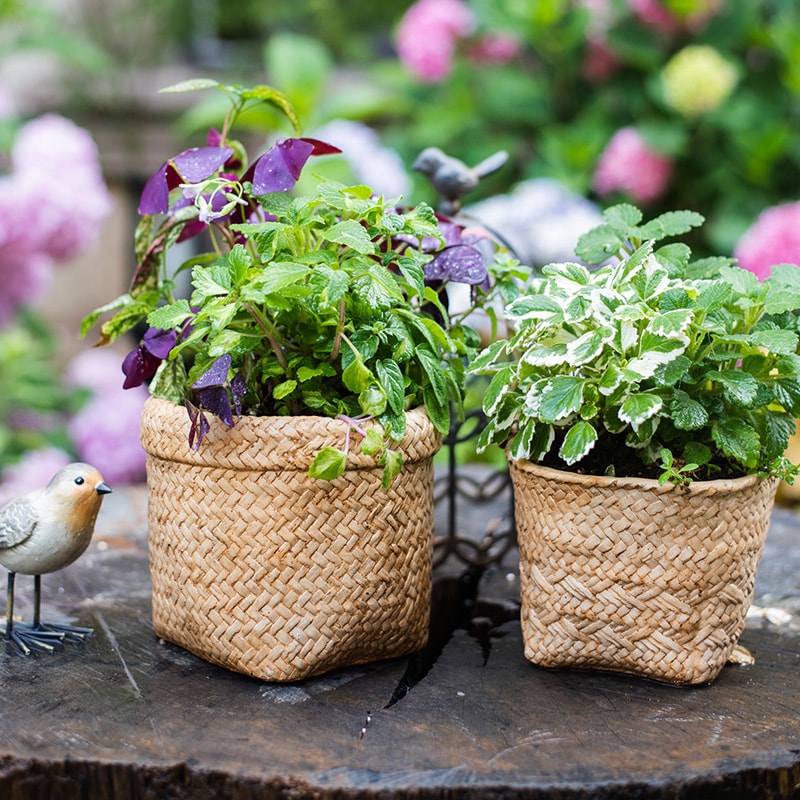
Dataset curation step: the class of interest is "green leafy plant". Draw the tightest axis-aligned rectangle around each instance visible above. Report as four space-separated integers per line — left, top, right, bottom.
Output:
471 203 800 484
82 80 526 487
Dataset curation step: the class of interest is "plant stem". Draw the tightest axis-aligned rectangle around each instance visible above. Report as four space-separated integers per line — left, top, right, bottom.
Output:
330 298 346 361
242 303 289 371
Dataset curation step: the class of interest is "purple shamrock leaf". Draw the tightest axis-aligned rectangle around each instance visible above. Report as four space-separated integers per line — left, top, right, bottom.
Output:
230 372 247 417
192 354 233 389
139 146 234 214
122 346 160 389
425 244 488 286
196 386 234 428
143 326 178 358
245 137 341 195
121 327 177 389
249 138 315 194
186 401 211 451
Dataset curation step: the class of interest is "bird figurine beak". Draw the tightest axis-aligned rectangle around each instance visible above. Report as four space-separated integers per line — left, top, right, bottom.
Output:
96 483 113 496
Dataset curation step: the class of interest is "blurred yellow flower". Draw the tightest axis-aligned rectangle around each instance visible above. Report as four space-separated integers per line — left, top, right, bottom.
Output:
661 45 737 117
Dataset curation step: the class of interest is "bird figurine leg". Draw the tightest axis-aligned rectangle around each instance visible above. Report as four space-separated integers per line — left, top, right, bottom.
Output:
0 463 112 656
4 572 66 655
30 574 94 643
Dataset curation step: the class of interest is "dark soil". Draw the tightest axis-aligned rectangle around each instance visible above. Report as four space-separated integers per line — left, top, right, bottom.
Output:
539 432 745 481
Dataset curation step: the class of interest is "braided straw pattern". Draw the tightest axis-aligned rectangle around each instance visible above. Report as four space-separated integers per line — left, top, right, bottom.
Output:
510 460 778 685
141 397 440 682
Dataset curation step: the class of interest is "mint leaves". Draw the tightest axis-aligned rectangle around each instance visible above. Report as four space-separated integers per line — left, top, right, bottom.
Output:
473 203 800 484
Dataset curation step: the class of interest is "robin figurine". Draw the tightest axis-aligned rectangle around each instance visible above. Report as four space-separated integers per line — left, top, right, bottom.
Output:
0 462 112 654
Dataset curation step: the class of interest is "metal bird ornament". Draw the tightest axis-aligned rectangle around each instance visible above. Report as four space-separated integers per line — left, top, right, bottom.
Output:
412 146 509 215
0 462 112 654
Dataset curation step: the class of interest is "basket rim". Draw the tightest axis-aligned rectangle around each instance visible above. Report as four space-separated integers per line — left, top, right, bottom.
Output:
141 395 441 470
508 457 774 496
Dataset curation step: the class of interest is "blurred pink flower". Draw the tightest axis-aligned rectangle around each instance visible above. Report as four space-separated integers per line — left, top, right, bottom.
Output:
733 201 800 282
593 127 672 205
628 0 722 32
0 245 52 326
396 0 476 82
582 37 621 82
66 349 148 485
11 114 113 261
0 447 72 506
0 114 112 323
468 33 521 65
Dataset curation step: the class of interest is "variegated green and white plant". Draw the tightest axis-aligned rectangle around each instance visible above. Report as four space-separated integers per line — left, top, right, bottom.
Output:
471 204 800 484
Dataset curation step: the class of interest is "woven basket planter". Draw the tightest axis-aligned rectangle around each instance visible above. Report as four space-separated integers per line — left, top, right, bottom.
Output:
509 459 778 685
140 396 440 682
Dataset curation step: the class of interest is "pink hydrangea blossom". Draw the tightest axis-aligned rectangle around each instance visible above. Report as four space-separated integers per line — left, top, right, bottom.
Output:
0 113 112 323
395 0 476 82
593 127 672 205
733 201 800 282
66 348 148 485
0 447 72 506
11 114 113 261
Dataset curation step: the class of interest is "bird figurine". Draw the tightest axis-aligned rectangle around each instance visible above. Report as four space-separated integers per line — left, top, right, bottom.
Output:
0 462 112 655
412 146 509 215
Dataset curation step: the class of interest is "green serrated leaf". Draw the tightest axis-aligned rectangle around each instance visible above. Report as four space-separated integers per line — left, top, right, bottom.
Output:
249 261 310 297
326 219 375 254
417 346 447 405
191 264 233 303
604 203 642 231
376 359 405 416
709 370 759 406
558 421 598 464
273 379 297 400
147 299 194 331
683 441 712 467
381 448 404 489
749 329 798 355
635 210 704 241
712 418 760 469
359 384 387 416
773 378 800 416
360 428 384 456
505 293 563 320
654 355 691 387
538 376 584 423
670 388 709 430
342 351 373 394
308 446 348 481
618 392 663 428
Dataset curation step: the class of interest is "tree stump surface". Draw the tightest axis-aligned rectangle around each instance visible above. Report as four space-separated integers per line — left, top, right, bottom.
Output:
1 485 799 799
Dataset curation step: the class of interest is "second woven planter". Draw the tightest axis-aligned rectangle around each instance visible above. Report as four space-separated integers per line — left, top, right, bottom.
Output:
140 396 440 682
510 460 778 685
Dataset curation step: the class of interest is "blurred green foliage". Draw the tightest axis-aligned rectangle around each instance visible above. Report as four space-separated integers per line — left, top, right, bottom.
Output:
0 312 83 468
375 0 800 256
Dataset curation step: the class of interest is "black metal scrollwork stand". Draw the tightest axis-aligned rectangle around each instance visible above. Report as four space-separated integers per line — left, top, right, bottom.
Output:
413 146 518 569
433 405 515 568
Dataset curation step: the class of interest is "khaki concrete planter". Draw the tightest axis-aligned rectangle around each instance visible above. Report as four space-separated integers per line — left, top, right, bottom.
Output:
140 396 440 682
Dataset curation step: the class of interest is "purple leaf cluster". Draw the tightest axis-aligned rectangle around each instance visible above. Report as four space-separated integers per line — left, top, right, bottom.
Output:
121 327 178 389
187 354 247 449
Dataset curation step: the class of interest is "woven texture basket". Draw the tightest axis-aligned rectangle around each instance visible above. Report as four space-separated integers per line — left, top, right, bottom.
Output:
509 460 778 685
140 397 440 682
